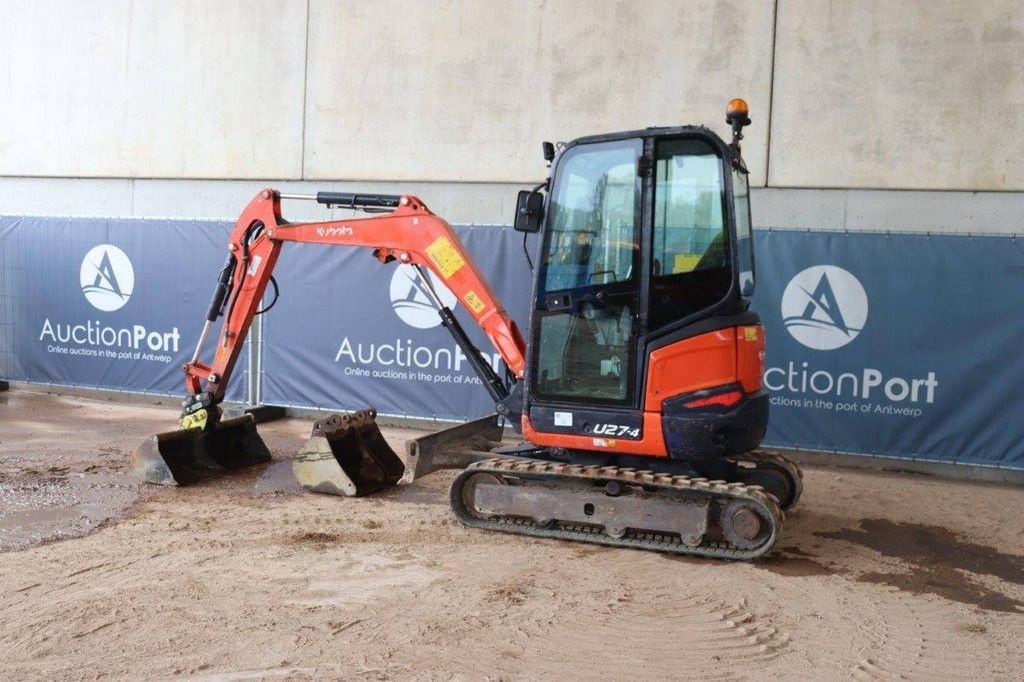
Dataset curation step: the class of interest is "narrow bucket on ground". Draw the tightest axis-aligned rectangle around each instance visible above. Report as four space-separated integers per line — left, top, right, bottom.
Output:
293 410 506 497
292 408 405 496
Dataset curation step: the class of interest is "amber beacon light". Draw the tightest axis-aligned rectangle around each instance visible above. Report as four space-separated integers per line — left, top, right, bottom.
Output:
726 98 751 146
726 98 750 122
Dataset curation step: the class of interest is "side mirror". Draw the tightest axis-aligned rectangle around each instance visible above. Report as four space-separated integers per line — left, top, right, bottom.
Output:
514 190 544 233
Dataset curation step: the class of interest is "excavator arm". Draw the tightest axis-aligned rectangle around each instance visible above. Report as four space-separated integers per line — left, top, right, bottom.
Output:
185 188 527 416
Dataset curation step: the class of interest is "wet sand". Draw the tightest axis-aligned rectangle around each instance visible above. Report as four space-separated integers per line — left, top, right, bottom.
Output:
1 388 1023 679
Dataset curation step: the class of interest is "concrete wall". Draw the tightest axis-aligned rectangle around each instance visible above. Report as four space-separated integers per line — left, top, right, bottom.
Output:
0 1 307 178
0 0 1022 232
771 0 1024 191
303 0 774 184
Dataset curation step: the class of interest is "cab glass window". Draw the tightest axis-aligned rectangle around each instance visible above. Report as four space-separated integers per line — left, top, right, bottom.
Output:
733 168 755 298
533 138 641 404
540 141 639 291
649 138 732 331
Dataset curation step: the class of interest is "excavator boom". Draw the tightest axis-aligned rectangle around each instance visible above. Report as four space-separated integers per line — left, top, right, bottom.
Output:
132 189 526 491
187 189 526 403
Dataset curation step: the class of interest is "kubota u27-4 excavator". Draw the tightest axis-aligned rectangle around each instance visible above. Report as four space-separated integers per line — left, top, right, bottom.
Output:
132 100 801 559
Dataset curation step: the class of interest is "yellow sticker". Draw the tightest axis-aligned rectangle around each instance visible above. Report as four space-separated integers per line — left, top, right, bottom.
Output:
673 253 701 273
743 326 759 342
463 290 486 314
425 236 466 279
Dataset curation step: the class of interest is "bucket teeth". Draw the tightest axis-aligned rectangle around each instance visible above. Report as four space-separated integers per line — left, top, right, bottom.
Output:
130 414 271 486
293 407 405 497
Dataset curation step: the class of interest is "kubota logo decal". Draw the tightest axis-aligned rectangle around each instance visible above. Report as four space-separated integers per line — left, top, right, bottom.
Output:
388 264 457 329
781 265 867 351
80 245 135 312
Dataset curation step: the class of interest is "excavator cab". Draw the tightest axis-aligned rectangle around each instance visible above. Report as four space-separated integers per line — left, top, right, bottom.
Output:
515 114 768 468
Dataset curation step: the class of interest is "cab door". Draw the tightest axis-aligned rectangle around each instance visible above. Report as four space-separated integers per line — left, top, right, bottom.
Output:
527 138 644 436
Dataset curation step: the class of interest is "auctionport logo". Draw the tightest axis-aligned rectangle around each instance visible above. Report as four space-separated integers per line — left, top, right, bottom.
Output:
781 265 867 351
80 245 134 312
38 243 179 361
331 263 500 385
388 264 457 329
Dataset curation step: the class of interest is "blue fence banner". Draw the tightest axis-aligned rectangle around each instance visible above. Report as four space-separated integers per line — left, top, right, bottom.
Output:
2 217 1022 470
0 216 247 400
259 226 534 421
753 230 1024 469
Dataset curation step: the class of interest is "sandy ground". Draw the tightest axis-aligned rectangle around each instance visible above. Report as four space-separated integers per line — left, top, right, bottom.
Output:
1 388 1023 680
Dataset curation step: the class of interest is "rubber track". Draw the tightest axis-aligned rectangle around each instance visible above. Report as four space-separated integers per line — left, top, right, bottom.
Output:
449 457 785 561
731 450 804 510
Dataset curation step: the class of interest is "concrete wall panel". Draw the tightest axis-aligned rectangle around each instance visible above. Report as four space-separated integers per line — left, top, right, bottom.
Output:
5 177 1021 235
0 179 133 217
0 177 534 225
304 0 775 184
771 0 1024 190
0 0 307 179
129 179 531 223
754 187 1024 233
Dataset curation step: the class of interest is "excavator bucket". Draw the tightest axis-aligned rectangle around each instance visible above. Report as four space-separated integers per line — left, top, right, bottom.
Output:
131 414 271 486
293 409 503 496
292 408 406 496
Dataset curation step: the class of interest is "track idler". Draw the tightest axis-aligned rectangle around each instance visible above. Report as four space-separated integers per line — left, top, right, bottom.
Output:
131 411 271 485
730 450 804 510
292 408 405 496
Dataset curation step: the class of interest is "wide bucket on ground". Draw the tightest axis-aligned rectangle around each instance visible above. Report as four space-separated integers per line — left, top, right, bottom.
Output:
131 414 272 485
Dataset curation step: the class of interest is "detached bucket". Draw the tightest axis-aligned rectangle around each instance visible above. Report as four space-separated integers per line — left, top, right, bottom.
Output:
131 414 271 485
292 408 405 497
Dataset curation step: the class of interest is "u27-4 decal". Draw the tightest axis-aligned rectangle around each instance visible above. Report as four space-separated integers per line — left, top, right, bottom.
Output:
590 423 641 439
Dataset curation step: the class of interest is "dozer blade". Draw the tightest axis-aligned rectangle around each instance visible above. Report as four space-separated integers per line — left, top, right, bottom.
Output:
402 413 504 484
293 410 503 497
131 414 271 486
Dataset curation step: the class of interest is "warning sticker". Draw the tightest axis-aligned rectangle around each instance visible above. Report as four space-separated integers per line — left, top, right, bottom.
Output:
425 236 466 279
673 253 701 273
463 290 486 314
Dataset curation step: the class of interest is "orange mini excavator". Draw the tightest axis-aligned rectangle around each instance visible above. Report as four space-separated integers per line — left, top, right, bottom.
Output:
132 100 801 559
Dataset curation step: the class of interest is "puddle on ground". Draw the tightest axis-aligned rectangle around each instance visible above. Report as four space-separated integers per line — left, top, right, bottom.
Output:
254 460 307 496
0 456 304 552
0 468 139 552
818 519 1024 613
197 459 306 497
